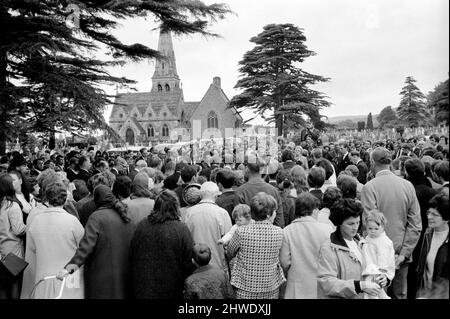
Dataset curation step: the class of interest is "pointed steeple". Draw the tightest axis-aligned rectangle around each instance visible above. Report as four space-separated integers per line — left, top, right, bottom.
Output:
151 30 181 93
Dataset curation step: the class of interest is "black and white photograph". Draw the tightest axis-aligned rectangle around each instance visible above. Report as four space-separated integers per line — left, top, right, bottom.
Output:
0 0 448 314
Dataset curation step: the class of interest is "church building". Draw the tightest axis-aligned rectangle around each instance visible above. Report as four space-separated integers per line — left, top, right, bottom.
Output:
109 31 243 146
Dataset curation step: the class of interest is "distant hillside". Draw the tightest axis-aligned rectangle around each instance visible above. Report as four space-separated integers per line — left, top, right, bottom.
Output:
327 113 380 128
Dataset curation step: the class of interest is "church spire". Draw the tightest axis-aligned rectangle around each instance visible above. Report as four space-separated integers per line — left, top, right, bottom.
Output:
152 30 180 92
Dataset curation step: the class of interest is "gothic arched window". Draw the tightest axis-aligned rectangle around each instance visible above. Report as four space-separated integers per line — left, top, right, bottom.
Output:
165 84 170 92
157 84 163 92
207 111 218 129
147 125 154 138
162 124 169 137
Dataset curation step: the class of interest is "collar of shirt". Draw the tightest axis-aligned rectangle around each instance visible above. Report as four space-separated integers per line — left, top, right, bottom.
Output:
247 177 265 184
375 169 393 177
199 199 217 205
309 188 321 192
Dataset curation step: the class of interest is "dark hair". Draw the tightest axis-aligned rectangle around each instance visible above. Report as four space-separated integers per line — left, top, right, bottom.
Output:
192 243 211 266
429 192 449 221
250 192 277 221
404 158 425 179
33 158 44 166
337 175 357 199
433 152 444 160
350 150 360 157
69 157 78 167
77 156 90 169
0 174 18 210
315 158 334 180
112 175 132 199
216 169 235 189
282 149 295 162
295 192 320 217
434 161 449 181
45 182 67 206
148 156 162 169
322 187 343 209
311 148 323 160
148 190 180 224
210 167 221 183
181 165 197 183
246 159 264 174
276 169 292 189
307 166 326 188
329 198 363 226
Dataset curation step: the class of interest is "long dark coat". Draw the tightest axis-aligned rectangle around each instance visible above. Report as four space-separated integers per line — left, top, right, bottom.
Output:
68 208 134 299
130 219 194 299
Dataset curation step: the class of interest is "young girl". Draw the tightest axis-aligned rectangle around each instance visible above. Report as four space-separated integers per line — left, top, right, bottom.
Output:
362 210 396 299
218 204 252 245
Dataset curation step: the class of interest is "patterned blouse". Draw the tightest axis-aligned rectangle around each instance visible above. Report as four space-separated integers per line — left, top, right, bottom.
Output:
226 220 286 293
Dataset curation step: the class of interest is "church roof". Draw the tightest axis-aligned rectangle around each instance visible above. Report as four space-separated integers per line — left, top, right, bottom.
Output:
182 102 200 121
130 117 146 135
111 90 183 119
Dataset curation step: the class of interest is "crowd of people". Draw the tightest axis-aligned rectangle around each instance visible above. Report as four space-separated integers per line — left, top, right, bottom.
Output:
0 130 448 299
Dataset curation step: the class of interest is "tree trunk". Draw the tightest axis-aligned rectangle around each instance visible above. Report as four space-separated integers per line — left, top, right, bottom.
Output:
0 48 7 155
49 130 56 150
276 114 283 137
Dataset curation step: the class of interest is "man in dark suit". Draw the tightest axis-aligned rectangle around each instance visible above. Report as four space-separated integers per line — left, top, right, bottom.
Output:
337 143 352 175
350 150 368 184
77 155 92 184
65 157 79 182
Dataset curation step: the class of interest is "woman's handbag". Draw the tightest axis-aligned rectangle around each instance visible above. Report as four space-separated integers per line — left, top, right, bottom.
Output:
0 252 28 284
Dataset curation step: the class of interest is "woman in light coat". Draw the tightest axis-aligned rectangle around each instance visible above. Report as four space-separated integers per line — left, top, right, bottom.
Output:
25 182 84 299
280 193 333 298
317 198 388 298
0 174 26 299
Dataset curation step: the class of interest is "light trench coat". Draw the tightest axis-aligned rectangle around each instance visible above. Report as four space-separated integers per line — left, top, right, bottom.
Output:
280 216 334 299
21 207 84 299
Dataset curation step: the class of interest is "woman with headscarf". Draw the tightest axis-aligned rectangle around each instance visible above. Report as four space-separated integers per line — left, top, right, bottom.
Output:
125 172 155 228
57 185 134 299
130 190 195 299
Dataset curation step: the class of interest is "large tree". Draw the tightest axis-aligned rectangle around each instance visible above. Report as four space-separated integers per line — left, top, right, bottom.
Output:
0 0 231 153
377 106 398 129
427 78 449 125
229 23 330 137
397 76 429 128
366 112 374 130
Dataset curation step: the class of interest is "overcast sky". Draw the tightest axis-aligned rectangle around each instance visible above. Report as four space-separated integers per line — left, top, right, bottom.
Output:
103 0 449 125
